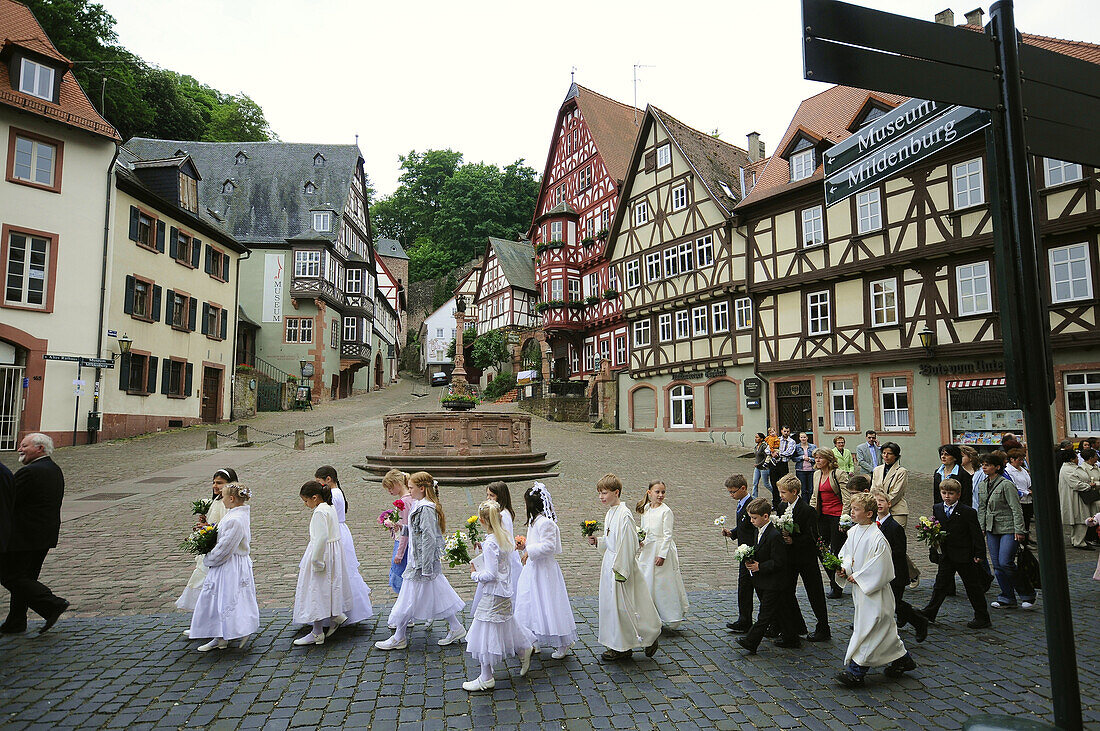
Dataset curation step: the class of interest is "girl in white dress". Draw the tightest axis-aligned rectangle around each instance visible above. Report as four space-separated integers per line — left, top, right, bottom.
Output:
314 465 373 634
463 500 536 692
471 482 523 617
636 480 689 629
514 483 578 659
188 483 259 651
375 472 467 650
177 468 235 622
381 469 412 594
292 481 353 647
589 473 661 661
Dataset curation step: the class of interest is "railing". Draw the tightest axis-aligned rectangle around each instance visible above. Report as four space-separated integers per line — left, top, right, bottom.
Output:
240 353 292 383
341 342 372 359
291 276 342 304
344 293 376 318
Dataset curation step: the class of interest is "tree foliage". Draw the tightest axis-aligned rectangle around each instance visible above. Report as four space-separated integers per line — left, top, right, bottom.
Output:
372 149 540 282
471 330 509 371
25 0 275 142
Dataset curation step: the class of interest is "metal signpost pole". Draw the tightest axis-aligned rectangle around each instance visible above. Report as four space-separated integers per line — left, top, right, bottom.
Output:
72 361 82 448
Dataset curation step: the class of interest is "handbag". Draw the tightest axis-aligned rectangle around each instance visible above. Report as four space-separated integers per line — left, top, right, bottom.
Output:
1080 486 1100 504
1017 542 1041 590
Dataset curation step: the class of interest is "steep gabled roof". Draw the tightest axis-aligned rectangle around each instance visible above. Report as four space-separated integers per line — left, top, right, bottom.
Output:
573 84 640 183
0 0 119 140
481 237 536 295
376 237 409 260
123 139 364 246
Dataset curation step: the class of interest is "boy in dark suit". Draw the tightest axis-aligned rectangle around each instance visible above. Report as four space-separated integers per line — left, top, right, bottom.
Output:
737 498 798 654
873 490 929 642
916 478 991 629
721 475 755 633
776 474 830 642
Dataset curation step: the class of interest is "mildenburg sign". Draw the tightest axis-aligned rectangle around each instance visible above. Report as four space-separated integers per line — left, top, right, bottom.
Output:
824 97 949 173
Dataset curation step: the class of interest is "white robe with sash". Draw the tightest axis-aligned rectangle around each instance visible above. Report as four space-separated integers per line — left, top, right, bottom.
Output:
838 522 907 668
597 503 661 651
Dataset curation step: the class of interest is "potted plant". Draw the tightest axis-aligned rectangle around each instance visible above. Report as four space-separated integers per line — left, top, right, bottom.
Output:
596 228 609 241
547 239 565 249
441 392 479 410
603 288 619 300
581 236 595 247
536 302 550 314
567 300 586 311
235 363 255 374
545 299 566 309
535 242 548 255
585 294 601 305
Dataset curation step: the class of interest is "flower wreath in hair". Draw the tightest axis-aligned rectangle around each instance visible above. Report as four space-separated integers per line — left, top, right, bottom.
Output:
531 481 557 523
433 479 439 491
234 484 252 499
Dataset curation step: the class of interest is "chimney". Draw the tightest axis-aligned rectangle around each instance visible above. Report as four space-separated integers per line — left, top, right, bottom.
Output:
934 8 955 25
747 131 765 162
964 7 984 26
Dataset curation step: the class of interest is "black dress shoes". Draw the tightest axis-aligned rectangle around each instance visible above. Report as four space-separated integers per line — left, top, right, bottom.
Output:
826 588 845 599
805 630 832 642
0 622 27 634
38 599 69 635
644 637 659 657
736 637 757 654
836 670 865 687
775 637 802 649
763 627 781 638
884 654 918 678
600 648 632 661
967 617 992 629
912 614 929 643
726 622 751 633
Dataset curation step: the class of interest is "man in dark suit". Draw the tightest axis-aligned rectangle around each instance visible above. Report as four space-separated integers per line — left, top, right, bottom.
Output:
737 498 798 654
0 433 69 634
916 478 991 629
721 475 755 633
874 491 929 642
776 474 830 642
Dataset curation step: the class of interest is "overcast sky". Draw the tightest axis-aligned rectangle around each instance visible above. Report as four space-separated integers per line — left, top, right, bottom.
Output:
98 0 1098 197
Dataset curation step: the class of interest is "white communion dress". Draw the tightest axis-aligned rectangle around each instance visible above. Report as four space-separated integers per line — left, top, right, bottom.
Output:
189 505 259 641
388 499 466 627
597 503 661 652
330 486 373 624
465 535 535 667
293 501 353 624
471 508 524 616
176 496 227 610
638 502 689 628
514 514 578 648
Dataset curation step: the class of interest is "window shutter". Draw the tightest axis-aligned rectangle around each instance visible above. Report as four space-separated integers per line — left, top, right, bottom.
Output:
161 360 171 394
184 363 193 397
146 356 158 394
188 298 197 331
169 227 178 259
166 289 174 324
118 352 130 390
644 151 657 173
201 303 210 335
156 221 166 253
151 285 162 322
123 275 135 314
222 254 230 282
220 309 227 340
128 207 140 241
193 240 203 269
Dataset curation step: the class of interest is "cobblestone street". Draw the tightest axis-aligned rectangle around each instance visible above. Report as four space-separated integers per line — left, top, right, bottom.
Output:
2 376 1098 729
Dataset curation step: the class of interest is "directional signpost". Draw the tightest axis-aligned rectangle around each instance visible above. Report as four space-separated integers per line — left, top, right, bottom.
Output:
43 354 114 447
802 1 1100 727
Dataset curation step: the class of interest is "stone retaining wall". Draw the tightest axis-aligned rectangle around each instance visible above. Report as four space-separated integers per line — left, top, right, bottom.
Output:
518 396 590 422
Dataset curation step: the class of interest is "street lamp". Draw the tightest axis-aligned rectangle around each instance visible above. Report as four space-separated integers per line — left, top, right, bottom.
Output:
114 333 133 360
918 326 935 355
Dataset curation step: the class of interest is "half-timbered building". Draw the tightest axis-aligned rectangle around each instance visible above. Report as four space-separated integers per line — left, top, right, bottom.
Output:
529 84 638 380
737 25 1100 454
607 105 760 441
473 237 538 335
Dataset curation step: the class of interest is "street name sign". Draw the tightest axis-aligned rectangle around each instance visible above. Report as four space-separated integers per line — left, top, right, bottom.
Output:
43 354 115 369
824 103 990 206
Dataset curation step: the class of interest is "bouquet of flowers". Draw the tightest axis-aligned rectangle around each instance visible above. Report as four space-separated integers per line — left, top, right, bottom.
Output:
190 498 213 516
378 508 399 529
733 544 755 563
181 524 217 555
916 516 947 549
581 520 601 537
770 511 799 534
442 531 472 568
838 513 854 530
466 515 484 544
713 515 727 527
817 538 842 571
637 529 647 544
515 535 526 551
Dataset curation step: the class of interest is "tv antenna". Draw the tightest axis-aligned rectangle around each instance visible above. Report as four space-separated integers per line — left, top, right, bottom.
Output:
633 64 655 125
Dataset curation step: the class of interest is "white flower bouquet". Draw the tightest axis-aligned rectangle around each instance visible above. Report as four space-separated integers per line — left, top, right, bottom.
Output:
733 544 755 563
839 513 854 530
770 511 799 534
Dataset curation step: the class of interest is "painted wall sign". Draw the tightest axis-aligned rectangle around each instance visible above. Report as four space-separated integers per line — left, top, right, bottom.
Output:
262 253 284 323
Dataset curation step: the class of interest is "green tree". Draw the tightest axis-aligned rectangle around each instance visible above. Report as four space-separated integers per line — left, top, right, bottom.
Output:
407 235 456 282
471 330 509 371
204 93 274 142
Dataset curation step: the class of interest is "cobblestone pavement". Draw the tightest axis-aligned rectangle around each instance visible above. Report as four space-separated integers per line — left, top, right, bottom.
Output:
2 562 1098 730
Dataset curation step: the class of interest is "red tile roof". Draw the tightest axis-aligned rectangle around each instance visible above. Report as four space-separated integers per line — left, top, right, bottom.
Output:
0 0 119 140
574 85 640 184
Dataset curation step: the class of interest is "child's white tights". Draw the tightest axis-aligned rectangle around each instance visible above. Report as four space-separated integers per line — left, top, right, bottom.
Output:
392 613 462 642
478 659 494 683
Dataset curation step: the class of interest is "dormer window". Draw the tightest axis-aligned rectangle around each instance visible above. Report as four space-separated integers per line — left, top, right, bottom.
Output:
314 153 325 166
235 151 248 165
790 148 815 182
304 181 316 194
863 106 886 124
221 180 235 194
18 58 55 102
179 172 198 213
312 210 332 232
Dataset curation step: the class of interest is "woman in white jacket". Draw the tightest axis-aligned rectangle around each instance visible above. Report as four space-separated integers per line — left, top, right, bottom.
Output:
292 481 352 647
188 483 259 651
514 483 577 659
636 481 689 629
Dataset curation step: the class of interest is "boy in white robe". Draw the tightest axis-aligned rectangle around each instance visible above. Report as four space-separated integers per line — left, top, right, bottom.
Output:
836 491 916 686
587 473 661 661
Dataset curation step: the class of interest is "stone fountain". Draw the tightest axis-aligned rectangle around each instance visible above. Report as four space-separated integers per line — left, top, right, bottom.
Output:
356 294 560 486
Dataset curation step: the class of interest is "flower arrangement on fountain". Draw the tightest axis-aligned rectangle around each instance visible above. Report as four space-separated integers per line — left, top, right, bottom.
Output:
441 381 480 409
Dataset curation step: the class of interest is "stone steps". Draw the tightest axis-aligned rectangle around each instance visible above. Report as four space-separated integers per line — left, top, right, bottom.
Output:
355 452 560 486
494 388 519 403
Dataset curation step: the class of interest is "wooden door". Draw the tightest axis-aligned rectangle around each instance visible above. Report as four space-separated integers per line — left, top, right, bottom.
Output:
776 380 813 435
201 367 221 422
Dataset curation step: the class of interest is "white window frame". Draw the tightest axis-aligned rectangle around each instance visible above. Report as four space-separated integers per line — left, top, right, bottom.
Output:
692 305 708 336
4 231 49 308
344 316 357 342
568 278 581 302
634 200 649 226
879 376 910 432
550 220 563 242
12 135 56 186
18 58 54 101
312 211 331 232
712 301 730 333
294 250 321 278
1049 242 1093 304
1066 372 1100 433
645 251 662 282
669 384 694 428
658 313 673 343
856 189 882 234
330 319 339 349
696 235 715 267
587 272 599 297
608 267 619 292
807 291 831 336
615 335 627 365
663 247 679 278
870 278 898 327
734 297 752 331
625 259 641 289
1044 158 1083 188
956 261 992 316
677 241 693 273
671 183 687 211
830 379 856 431
584 342 595 371
345 268 362 294
656 144 671 168
633 319 651 347
675 310 690 339
952 158 985 209
801 205 824 248
550 279 563 301
790 148 815 181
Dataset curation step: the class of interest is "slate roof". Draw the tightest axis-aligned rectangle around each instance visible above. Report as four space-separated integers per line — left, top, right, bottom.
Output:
486 237 536 293
652 106 753 213
0 0 119 140
376 237 408 260
122 139 364 246
573 84 640 183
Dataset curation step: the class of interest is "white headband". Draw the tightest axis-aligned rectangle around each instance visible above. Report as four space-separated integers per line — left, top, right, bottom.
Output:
531 481 556 522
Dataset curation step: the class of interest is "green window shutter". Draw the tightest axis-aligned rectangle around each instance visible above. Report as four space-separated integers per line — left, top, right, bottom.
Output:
151 285 162 322
191 239 201 268
123 275 135 314
161 360 171 394
184 363 193 396
201 303 210 335
128 206 139 241
146 356 158 394
169 227 178 259
221 253 230 282
188 298 197 331
156 221 166 253
118 352 130 390
220 309 227 340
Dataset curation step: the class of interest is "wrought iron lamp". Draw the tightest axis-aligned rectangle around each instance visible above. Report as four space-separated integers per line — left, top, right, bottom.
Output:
918 327 935 355
114 333 133 360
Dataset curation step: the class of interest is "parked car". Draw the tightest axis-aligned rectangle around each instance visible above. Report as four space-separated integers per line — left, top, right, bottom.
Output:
431 372 449 386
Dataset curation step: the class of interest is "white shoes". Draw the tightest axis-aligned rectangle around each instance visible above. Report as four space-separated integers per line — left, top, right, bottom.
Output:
197 638 228 652
1021 601 1035 610
438 627 466 646
325 614 347 638
182 629 191 638
293 631 325 646
551 647 571 659
462 676 495 692
520 645 534 676
374 635 407 650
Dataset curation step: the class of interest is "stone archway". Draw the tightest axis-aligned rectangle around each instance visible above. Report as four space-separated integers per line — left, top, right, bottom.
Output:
512 330 553 386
